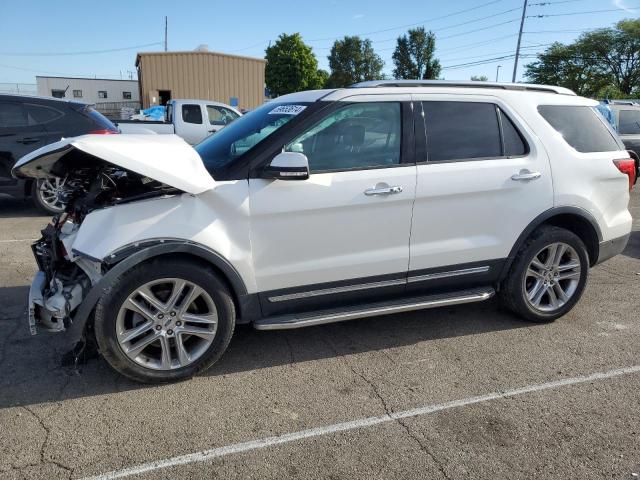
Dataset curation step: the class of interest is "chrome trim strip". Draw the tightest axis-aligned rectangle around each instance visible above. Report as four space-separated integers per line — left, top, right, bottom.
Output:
407 266 490 283
268 278 406 303
256 289 495 330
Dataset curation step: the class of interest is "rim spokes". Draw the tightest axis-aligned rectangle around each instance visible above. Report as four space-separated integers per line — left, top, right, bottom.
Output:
116 278 218 371
524 242 581 313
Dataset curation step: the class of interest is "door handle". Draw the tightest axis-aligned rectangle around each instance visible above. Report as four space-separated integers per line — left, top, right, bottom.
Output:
16 137 40 145
364 185 403 196
511 170 541 181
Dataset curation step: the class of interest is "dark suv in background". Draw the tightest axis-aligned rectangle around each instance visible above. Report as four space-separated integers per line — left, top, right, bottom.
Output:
0 94 118 213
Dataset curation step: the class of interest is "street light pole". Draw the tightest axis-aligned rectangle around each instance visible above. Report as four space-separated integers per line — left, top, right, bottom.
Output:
512 0 528 82
496 65 502 82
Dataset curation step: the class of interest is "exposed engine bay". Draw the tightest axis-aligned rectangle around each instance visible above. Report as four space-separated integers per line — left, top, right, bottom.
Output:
28 152 180 334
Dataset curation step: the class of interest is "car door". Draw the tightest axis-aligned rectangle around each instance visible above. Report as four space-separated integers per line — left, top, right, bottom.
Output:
407 95 553 293
0 100 48 186
177 103 207 145
248 96 416 316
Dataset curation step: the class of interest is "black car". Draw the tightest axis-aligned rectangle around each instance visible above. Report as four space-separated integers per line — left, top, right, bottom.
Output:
0 94 118 213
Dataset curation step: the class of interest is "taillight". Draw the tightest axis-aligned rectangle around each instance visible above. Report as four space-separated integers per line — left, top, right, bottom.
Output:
613 158 637 191
89 129 119 135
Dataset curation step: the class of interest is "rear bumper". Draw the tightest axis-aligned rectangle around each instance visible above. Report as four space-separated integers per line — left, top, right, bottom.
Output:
596 233 630 265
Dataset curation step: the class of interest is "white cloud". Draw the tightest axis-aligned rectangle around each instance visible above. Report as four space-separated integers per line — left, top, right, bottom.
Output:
614 0 633 12
353 13 365 19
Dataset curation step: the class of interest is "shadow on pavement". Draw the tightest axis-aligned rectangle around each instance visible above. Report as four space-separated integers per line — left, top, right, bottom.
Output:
0 196 46 219
621 229 640 260
0 291 529 410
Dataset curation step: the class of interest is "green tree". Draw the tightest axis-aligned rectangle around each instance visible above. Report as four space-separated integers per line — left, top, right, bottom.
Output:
524 19 640 96
316 69 329 88
470 75 489 81
326 36 384 88
392 27 441 80
265 33 324 96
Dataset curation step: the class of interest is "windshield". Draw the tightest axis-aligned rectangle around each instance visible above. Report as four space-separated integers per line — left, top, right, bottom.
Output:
195 101 311 172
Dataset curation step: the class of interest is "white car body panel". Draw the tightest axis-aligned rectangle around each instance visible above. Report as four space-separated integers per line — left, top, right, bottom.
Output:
72 183 257 293
248 166 417 292
12 134 216 195
409 93 554 270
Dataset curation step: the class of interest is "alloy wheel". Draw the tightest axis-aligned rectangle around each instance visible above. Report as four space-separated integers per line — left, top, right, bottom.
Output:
523 242 582 313
37 177 66 212
116 278 218 370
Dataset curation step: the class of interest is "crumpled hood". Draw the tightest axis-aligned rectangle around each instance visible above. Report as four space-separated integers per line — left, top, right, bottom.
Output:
12 134 216 195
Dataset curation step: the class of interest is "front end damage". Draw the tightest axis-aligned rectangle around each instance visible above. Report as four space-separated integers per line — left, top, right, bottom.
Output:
14 134 215 341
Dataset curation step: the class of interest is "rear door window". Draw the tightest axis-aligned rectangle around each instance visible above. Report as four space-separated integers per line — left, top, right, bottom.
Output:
538 105 621 152
182 104 203 124
499 109 527 156
618 109 640 135
0 102 29 128
422 102 502 161
24 104 64 125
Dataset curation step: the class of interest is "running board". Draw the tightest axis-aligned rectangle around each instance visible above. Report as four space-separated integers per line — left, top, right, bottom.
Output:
253 287 495 331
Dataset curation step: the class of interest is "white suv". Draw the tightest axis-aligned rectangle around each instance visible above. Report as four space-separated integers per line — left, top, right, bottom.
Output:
14 80 635 383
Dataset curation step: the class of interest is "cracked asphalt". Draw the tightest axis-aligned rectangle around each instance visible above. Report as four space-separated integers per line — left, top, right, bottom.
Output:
0 191 639 480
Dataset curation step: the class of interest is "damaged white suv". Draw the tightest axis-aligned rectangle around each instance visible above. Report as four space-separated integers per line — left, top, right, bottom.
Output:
14 81 634 383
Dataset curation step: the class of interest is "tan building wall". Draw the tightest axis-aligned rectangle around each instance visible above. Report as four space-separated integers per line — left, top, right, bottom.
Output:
136 51 266 110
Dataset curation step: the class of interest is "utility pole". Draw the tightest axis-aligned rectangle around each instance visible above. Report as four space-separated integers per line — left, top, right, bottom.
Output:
512 0 528 83
164 16 168 52
496 65 502 82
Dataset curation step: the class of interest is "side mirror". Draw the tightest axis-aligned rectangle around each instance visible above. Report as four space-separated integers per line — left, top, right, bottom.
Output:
263 152 309 180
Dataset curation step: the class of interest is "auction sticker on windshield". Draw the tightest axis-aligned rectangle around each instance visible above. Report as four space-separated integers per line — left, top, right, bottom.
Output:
268 105 307 115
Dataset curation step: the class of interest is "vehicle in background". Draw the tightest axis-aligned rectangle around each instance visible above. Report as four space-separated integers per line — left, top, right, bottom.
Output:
0 94 119 213
115 99 242 145
598 100 640 178
14 81 634 383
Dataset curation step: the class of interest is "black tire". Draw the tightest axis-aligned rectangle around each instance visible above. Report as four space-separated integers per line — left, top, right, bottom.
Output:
94 258 235 383
499 225 589 323
31 179 65 215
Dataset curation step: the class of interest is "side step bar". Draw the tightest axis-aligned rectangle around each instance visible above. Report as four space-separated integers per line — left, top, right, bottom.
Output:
254 287 495 331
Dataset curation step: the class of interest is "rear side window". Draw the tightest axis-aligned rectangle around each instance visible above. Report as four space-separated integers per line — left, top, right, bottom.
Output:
538 105 621 153
499 109 527 156
78 105 118 131
182 104 203 124
25 104 63 124
0 102 29 127
618 109 640 135
423 102 502 161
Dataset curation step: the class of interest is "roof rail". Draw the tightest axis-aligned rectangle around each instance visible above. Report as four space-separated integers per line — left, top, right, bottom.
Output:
349 80 576 96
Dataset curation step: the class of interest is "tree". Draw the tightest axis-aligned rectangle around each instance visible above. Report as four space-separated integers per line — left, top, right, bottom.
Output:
326 36 384 88
392 27 441 80
471 75 488 81
524 19 640 97
265 33 324 97
316 69 329 88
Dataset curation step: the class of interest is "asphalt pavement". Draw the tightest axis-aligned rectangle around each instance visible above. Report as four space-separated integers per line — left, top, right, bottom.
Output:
0 191 638 480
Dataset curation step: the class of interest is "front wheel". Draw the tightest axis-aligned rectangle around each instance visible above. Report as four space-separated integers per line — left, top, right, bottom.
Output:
94 258 235 383
500 226 589 322
32 178 66 214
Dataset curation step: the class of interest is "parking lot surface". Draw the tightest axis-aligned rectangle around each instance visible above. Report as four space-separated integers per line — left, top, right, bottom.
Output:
0 192 638 480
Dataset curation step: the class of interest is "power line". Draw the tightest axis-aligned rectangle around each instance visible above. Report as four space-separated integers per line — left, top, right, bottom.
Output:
528 0 584 6
0 42 163 57
528 6 640 18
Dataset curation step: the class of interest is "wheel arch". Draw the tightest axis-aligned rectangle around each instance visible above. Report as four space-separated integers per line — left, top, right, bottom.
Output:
66 240 260 351
500 207 602 281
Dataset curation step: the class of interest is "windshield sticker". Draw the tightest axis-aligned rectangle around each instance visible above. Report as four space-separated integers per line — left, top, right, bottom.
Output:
268 105 307 115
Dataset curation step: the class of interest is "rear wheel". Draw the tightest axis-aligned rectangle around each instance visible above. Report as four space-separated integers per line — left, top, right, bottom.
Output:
95 259 235 383
32 178 66 214
500 226 589 322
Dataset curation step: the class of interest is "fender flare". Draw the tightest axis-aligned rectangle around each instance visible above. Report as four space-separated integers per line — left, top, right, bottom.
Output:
498 206 603 280
65 240 253 348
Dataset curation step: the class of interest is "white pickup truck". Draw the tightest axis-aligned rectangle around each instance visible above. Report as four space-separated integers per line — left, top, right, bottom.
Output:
115 99 242 145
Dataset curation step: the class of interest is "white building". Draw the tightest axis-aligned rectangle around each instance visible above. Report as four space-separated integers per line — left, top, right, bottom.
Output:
36 76 140 117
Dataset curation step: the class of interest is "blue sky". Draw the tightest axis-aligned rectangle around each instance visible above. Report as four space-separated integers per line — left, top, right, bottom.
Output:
0 0 637 86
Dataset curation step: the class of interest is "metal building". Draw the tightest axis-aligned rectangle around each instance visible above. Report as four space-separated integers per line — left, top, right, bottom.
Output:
136 50 266 110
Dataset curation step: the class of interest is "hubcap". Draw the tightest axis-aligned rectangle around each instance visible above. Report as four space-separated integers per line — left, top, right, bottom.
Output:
523 242 581 313
38 177 66 212
116 278 218 370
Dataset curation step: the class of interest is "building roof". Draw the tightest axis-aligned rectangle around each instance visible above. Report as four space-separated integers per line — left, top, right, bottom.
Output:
36 75 138 83
135 50 266 67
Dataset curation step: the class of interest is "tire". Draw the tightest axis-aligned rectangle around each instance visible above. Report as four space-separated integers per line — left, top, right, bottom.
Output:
499 225 589 323
94 258 235 383
32 178 65 215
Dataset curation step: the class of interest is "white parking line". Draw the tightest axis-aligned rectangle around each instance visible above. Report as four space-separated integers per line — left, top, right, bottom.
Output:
0 238 37 243
82 364 640 480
